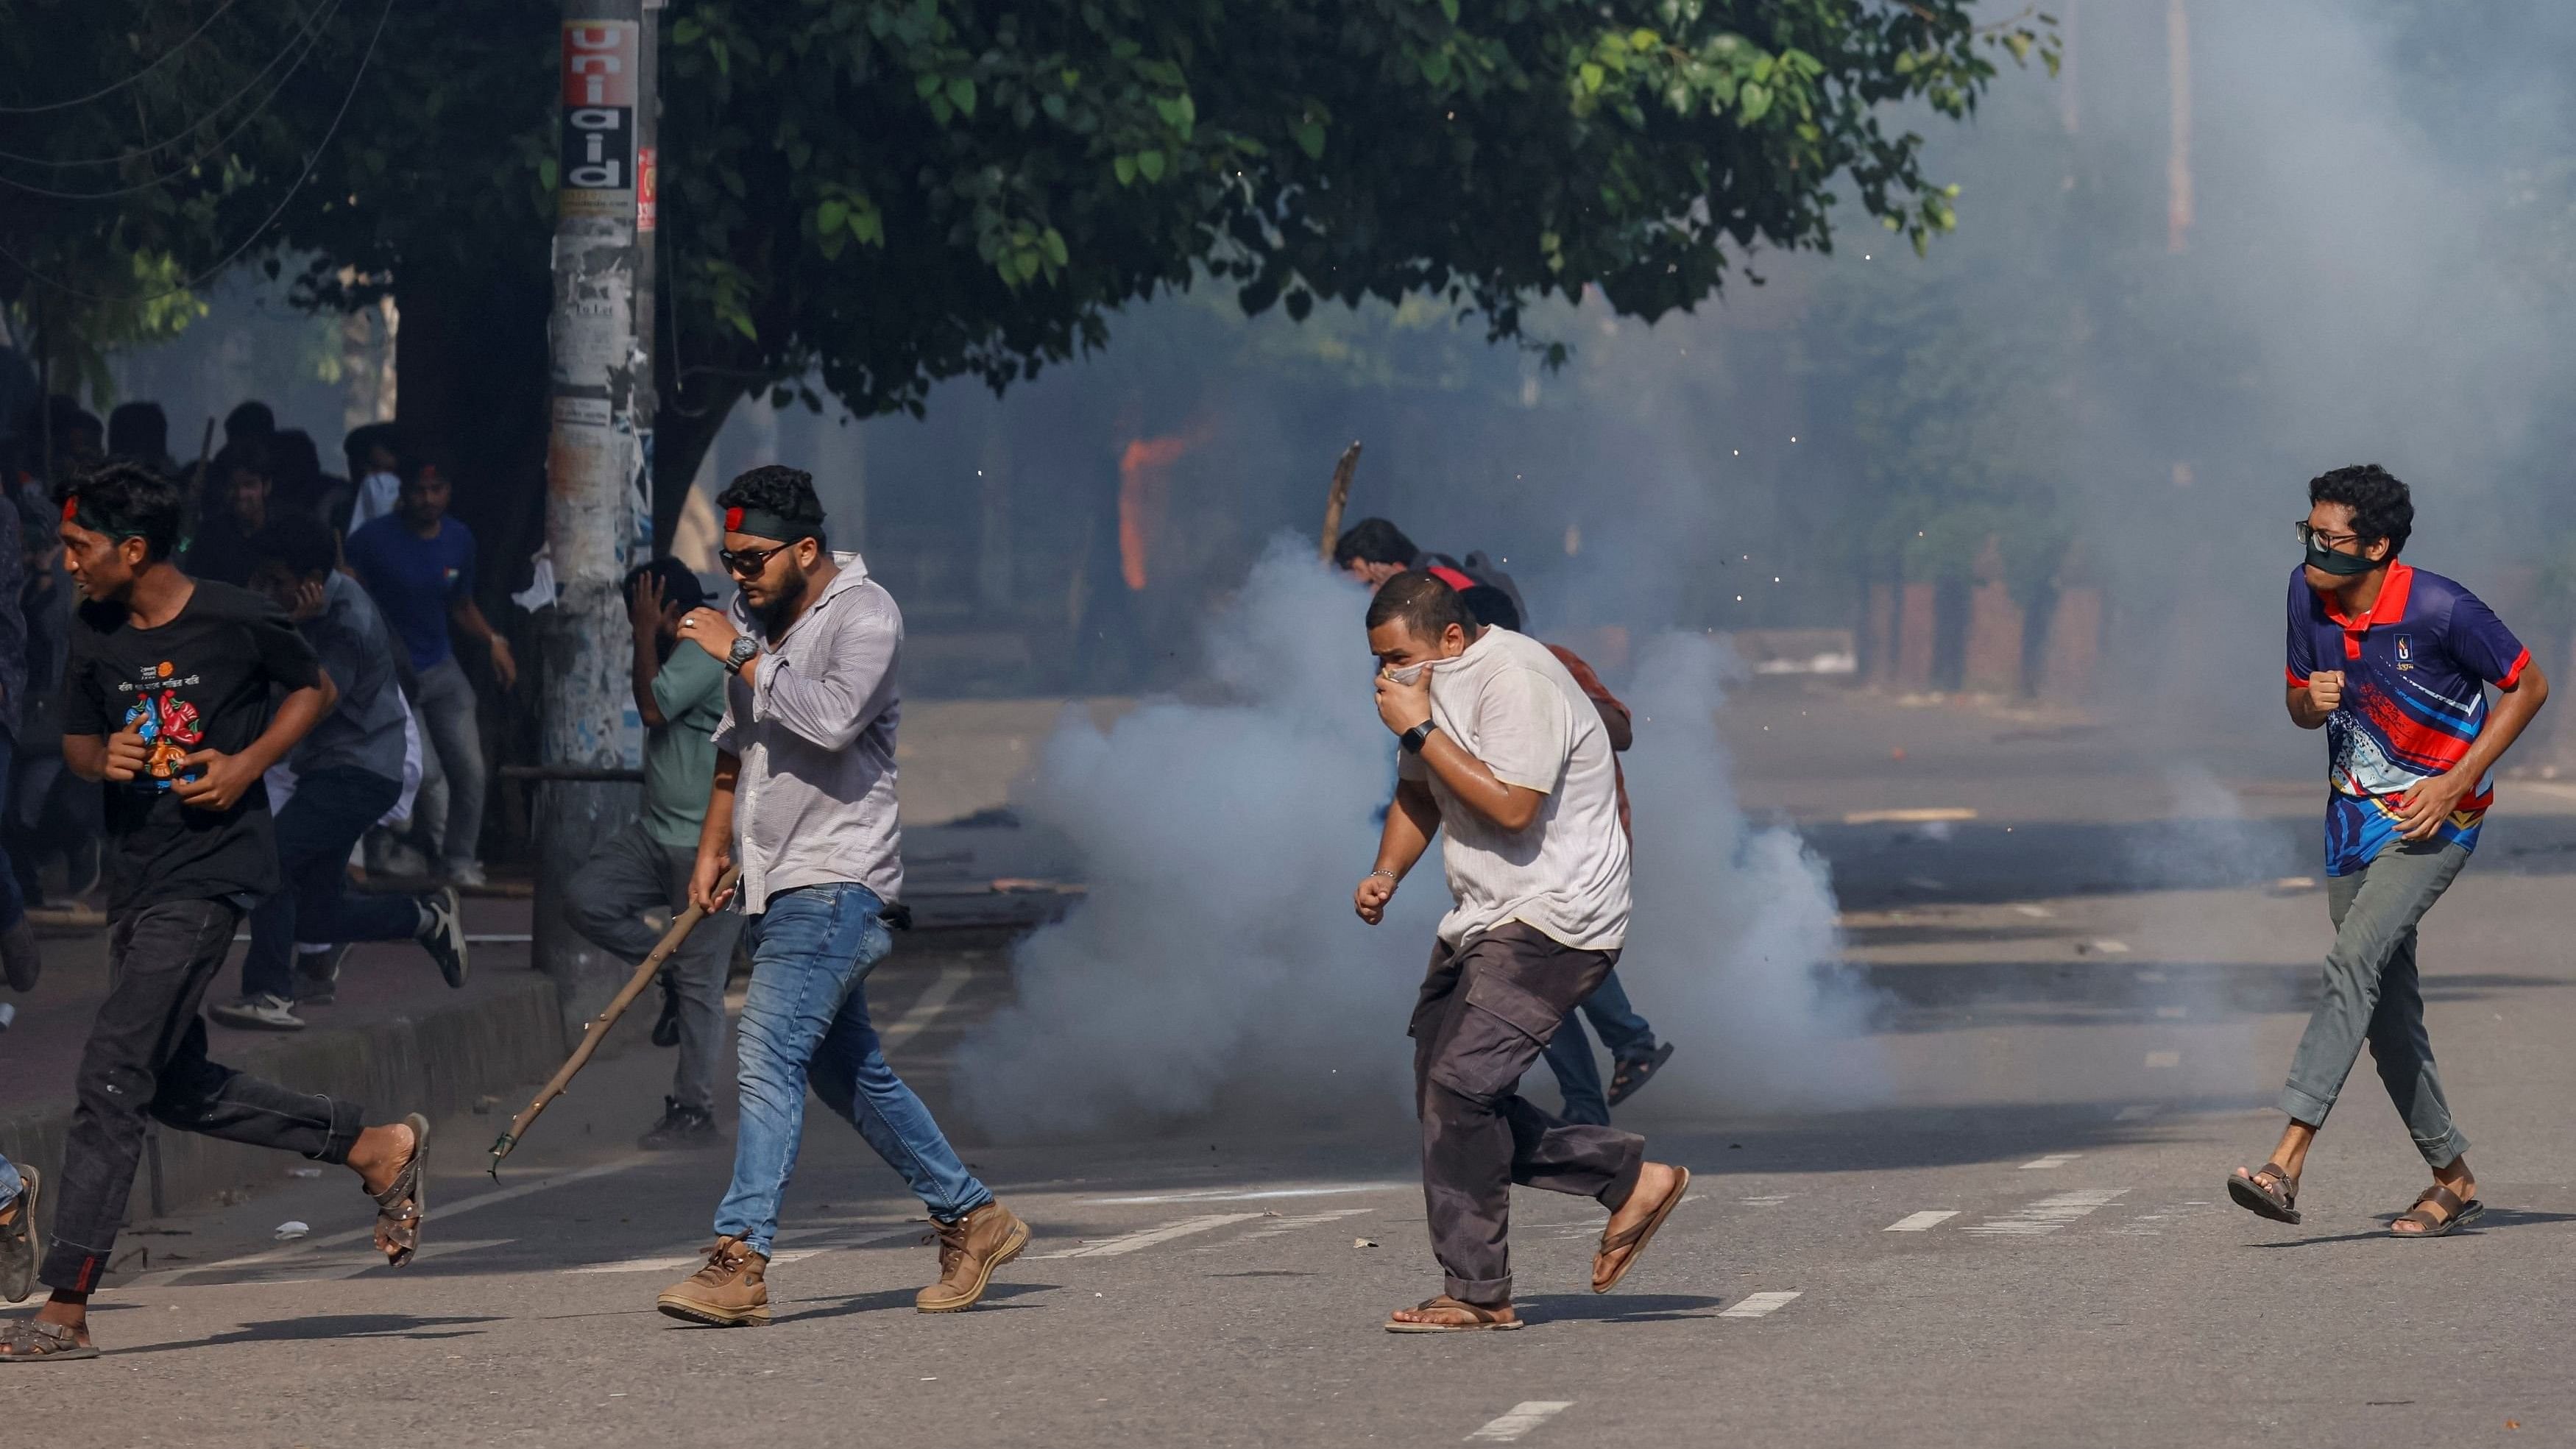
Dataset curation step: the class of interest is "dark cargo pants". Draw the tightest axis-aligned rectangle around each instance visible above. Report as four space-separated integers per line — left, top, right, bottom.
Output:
46 899 363 1291
1410 922 1646 1306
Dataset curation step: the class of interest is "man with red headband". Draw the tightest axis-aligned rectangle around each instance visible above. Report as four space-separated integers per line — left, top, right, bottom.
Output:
652 466 1027 1328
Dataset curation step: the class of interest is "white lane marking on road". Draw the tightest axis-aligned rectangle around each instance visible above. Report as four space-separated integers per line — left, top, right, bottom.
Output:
2154 1006 2187 1019
1209 1208 1374 1247
1844 807 1976 825
2010 904 2054 918
2144 1051 2182 1068
564 1248 821 1276
1962 1188 2128 1236
2086 939 2131 954
1466 1402 1575 1442
1718 1291 1802 1319
140 1156 650 1287
1089 1183 1408 1205
1884 1211 1958 1232
2135 969 2168 983
1037 1213 1266 1258
2115 1105 2163 1122
2020 1154 2080 1169
1738 1194 1793 1206
880 963 972 1049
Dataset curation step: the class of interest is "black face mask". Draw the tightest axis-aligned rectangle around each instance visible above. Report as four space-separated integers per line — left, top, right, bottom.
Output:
2304 534 2382 578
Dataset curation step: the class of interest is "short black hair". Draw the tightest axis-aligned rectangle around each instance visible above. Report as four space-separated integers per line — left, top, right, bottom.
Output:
1365 568 1473 640
2309 464 2413 557
57 461 185 561
718 464 827 545
224 400 275 442
1332 517 1418 570
344 421 401 477
107 401 168 461
1457 584 1521 633
249 511 339 580
269 428 323 495
623 556 707 612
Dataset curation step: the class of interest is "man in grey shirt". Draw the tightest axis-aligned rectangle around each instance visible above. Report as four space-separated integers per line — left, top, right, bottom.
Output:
210 515 468 1031
653 466 1027 1330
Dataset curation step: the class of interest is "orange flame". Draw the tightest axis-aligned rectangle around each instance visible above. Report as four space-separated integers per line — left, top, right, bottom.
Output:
1117 431 1205 592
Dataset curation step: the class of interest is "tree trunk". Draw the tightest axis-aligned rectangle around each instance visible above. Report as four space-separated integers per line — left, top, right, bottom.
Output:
651 373 743 550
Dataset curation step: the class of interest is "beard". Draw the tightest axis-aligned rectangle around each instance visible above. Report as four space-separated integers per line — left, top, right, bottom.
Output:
750 556 810 634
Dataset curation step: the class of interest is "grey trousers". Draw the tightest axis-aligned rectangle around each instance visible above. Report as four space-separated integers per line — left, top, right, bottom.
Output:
1410 923 1646 1306
2280 840 2473 1168
566 822 742 1115
412 656 488 870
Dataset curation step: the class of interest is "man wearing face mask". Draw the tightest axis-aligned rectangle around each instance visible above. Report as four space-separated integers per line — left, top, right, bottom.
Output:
657 466 1027 1328
339 423 404 534
1356 570 1688 1332
2228 464 2548 1238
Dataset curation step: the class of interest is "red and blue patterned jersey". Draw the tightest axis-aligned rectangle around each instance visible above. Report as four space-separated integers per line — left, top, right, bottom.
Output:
2286 562 2530 875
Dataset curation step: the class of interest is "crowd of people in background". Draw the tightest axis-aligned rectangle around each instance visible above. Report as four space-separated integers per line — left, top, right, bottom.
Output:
0 389 506 1033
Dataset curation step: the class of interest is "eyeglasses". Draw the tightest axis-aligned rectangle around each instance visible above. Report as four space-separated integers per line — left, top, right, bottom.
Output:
718 541 790 578
2293 520 2366 551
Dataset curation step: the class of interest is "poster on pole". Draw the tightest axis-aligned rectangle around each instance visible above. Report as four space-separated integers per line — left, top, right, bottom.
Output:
559 21 637 219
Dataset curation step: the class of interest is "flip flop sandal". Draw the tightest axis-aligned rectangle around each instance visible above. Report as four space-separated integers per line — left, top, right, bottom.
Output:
1593 1166 1690 1294
370 1113 431 1267
1606 1044 1677 1108
1384 1296 1524 1333
0 1319 100 1362
2226 1162 2301 1225
2391 1185 2483 1239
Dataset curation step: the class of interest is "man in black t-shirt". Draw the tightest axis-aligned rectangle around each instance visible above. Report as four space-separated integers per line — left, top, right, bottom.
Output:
0 464 434 1364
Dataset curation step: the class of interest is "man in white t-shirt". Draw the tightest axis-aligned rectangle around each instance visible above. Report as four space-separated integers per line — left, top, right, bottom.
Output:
1354 570 1690 1333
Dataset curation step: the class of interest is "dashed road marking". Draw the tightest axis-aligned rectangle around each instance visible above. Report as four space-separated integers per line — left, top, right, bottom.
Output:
1963 1188 2128 1236
1208 1208 1375 1247
1466 1402 1575 1442
1037 1213 1266 1258
2144 1051 2182 1069
2020 1155 2080 1169
1738 1194 1794 1207
1718 1291 1802 1319
880 963 972 1049
1884 1211 1959 1232
2010 904 2054 918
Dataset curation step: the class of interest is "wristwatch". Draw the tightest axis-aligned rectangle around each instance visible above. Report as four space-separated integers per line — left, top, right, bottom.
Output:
1399 719 1440 754
723 636 760 675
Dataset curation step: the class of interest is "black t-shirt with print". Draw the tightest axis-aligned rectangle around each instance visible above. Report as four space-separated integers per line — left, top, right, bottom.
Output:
65 579 324 913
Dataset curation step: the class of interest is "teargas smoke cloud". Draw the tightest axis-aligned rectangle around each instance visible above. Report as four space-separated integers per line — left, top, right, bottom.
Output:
955 539 1880 1140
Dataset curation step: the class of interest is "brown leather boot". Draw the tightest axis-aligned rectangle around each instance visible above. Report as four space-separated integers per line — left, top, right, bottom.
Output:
916 1201 1030 1313
656 1236 771 1326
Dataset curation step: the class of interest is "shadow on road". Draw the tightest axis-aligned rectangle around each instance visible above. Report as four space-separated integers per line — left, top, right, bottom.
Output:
772 1281 1055 1325
111 1313 500 1355
2243 1205 2576 1249
1518 1292 1730 1325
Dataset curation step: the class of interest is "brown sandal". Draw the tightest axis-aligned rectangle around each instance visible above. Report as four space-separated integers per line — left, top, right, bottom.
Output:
1593 1166 1689 1293
2391 1184 2482 1238
369 1113 431 1266
1384 1295 1524 1333
0 1319 100 1362
2226 1162 2300 1225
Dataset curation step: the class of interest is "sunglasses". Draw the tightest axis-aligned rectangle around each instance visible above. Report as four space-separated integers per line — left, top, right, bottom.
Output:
718 541 793 578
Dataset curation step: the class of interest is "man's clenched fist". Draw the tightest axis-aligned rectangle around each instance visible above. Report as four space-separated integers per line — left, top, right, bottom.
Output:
2307 670 2344 712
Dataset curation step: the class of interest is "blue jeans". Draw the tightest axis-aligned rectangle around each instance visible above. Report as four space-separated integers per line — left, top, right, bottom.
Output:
0 1151 20 1209
1542 968 1660 1127
715 882 989 1257
242 768 422 999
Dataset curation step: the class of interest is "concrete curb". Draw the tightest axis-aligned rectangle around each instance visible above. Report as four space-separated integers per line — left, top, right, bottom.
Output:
0 976 567 1233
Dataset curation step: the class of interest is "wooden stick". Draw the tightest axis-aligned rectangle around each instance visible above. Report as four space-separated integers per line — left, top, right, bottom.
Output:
486 865 740 1176
1317 441 1362 562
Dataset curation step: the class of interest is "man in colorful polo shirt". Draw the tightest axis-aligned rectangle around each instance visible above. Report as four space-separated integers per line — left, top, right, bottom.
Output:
2228 464 2548 1237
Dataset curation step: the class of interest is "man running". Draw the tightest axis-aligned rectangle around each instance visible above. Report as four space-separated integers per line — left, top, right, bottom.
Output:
1356 570 1689 1331
1 464 427 1363
2229 464 2548 1236
567 559 742 1150
654 467 1026 1328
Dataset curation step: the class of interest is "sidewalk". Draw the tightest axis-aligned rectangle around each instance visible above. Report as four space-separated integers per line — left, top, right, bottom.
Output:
0 891 567 1233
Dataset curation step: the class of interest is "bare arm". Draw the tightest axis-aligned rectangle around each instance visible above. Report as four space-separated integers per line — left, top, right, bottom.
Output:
1593 697 1633 752
64 733 111 783
176 676 338 812
451 598 518 690
1415 730 1547 833
1355 776 1443 924
689 750 742 913
629 583 670 729
2287 670 2343 730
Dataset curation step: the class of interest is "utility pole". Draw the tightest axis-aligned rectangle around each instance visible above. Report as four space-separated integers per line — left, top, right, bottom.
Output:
535 0 660 1027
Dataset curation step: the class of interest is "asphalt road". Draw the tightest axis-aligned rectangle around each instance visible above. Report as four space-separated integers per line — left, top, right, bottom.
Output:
13 685 2576 1446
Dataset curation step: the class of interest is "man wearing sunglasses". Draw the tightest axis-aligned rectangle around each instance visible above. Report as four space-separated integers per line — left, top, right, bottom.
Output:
2229 464 2548 1238
655 467 1027 1328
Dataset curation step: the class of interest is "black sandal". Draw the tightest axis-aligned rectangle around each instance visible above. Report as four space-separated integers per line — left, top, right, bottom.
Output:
2391 1184 2483 1238
2226 1162 2301 1224
370 1113 431 1267
0 1319 100 1362
1606 1044 1677 1108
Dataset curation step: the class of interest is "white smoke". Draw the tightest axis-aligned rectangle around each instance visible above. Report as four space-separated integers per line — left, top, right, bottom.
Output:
955 539 1879 1139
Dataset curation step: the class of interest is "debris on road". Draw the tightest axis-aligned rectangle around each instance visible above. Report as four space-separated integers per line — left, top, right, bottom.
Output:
274 1220 311 1241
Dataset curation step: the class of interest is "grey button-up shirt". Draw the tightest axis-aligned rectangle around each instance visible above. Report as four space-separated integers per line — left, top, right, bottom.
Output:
712 553 904 915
